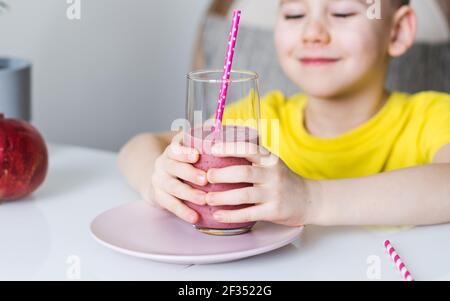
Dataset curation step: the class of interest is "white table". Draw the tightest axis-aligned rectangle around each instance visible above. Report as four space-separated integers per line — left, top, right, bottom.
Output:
0 144 449 281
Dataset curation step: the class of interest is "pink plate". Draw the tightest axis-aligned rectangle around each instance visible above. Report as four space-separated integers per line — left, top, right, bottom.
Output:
90 202 304 265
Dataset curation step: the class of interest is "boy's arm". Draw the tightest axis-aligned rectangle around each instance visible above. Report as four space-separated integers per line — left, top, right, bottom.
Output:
433 143 450 163
117 131 176 200
309 143 450 226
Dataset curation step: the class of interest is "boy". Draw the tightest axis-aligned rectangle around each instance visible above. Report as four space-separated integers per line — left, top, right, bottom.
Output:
118 0 450 227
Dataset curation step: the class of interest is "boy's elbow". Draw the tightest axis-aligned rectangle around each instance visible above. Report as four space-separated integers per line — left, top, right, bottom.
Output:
117 133 156 172
117 131 175 172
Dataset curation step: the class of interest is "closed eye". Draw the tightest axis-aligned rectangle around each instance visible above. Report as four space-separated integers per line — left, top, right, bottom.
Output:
332 13 356 18
285 15 305 20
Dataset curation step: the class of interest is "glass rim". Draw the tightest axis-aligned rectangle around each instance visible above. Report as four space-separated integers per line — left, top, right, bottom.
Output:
187 69 259 83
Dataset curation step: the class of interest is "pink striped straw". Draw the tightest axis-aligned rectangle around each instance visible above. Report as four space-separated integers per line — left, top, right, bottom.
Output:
213 9 242 134
384 240 414 281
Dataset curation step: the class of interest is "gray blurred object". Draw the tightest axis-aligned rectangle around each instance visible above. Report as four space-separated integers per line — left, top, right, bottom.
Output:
0 2 32 121
0 1 7 14
199 15 450 96
0 57 32 121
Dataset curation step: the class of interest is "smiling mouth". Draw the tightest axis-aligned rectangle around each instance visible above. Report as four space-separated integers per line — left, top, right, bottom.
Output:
299 58 341 65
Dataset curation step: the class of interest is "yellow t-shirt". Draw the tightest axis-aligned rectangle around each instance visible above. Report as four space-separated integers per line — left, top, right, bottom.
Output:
222 91 450 180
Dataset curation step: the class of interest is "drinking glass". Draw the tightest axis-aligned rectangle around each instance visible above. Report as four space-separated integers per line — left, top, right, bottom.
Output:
183 69 261 235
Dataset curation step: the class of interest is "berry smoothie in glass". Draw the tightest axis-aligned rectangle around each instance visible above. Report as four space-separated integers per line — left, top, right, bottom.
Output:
184 69 261 235
183 124 258 235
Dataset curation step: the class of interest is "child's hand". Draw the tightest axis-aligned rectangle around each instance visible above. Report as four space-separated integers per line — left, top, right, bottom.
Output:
205 142 315 227
150 132 208 224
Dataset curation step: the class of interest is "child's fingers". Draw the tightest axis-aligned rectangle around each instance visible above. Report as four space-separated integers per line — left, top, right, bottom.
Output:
160 176 206 206
207 165 267 184
167 136 199 163
163 159 207 186
154 188 199 224
211 142 277 165
213 205 267 224
206 187 265 206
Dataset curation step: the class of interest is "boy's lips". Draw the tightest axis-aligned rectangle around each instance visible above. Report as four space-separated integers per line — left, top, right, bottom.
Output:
299 57 341 66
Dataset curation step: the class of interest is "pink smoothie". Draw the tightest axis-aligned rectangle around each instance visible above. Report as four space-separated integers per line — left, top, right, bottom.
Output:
183 125 258 232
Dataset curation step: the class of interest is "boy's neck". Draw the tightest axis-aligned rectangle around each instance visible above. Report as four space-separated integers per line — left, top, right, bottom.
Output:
304 85 390 138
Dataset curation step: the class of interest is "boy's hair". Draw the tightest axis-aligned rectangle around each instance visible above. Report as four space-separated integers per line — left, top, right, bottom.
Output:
392 0 410 7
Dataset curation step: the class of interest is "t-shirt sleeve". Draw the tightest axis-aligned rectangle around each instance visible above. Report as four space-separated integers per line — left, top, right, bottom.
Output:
419 92 450 162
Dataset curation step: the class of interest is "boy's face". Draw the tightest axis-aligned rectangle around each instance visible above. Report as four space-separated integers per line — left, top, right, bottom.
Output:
275 0 402 98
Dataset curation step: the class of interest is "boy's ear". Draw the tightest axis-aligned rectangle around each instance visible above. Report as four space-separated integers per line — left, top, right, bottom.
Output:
388 6 417 58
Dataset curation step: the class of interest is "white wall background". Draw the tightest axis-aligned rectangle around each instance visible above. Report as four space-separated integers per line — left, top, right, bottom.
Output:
0 0 448 152
0 0 211 151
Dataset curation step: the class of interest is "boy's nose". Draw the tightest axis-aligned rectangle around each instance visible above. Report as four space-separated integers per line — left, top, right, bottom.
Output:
301 20 331 46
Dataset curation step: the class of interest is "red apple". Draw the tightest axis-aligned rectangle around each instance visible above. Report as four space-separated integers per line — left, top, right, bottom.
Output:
0 114 48 201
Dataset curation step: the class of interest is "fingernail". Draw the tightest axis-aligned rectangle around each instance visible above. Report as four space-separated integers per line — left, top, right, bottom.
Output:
189 152 198 161
260 147 270 155
213 212 223 221
189 213 197 224
206 170 213 183
197 174 206 185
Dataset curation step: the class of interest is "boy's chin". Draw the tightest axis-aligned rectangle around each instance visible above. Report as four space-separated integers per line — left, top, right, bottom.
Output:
297 82 351 99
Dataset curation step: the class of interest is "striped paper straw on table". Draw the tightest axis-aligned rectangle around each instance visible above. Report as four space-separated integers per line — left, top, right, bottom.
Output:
384 240 414 281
